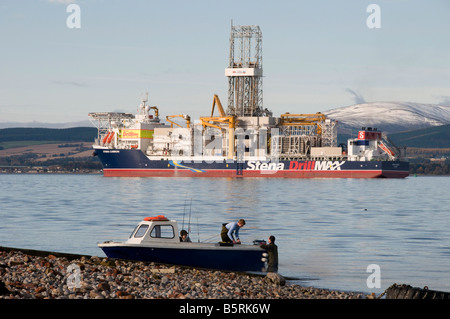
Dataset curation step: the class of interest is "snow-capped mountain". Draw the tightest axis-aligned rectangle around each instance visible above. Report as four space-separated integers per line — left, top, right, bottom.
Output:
323 102 450 133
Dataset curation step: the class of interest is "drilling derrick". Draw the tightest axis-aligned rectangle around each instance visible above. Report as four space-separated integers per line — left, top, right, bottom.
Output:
225 24 268 117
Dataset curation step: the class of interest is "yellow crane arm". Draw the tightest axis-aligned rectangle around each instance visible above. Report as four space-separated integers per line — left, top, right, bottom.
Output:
166 115 191 128
211 94 226 117
150 106 159 117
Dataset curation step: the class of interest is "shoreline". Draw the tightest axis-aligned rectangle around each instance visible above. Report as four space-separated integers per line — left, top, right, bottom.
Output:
0 246 370 300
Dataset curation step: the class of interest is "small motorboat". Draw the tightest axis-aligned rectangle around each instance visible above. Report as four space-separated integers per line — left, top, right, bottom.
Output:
98 215 267 272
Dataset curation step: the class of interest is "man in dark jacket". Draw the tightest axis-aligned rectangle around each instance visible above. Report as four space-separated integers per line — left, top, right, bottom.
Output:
261 235 278 273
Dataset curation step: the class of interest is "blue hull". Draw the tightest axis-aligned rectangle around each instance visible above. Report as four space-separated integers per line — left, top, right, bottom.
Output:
94 148 410 178
100 245 266 272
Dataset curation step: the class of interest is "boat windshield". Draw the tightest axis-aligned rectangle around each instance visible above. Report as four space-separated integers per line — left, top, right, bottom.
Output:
129 225 139 238
134 224 149 238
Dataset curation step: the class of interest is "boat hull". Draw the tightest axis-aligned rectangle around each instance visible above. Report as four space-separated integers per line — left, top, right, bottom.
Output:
99 243 266 272
94 149 410 178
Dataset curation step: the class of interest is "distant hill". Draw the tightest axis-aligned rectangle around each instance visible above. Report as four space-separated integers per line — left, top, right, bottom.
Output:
0 127 97 148
318 124 449 149
324 102 450 133
388 124 450 148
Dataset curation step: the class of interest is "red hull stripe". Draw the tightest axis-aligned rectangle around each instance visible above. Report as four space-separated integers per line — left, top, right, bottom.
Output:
103 168 409 178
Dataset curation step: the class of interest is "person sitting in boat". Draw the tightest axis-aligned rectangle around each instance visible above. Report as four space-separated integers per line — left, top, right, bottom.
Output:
179 229 191 242
221 219 245 244
260 235 278 273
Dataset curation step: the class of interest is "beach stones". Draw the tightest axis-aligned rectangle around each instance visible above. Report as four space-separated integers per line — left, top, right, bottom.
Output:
0 249 368 299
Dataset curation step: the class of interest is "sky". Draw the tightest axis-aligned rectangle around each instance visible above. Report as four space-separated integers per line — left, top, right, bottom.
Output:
1 0 450 124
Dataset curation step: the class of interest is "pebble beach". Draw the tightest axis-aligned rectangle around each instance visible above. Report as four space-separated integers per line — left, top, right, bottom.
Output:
0 248 370 300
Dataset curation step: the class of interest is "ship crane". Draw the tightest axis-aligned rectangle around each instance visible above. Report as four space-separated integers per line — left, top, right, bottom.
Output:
150 106 159 118
200 94 236 131
137 92 160 121
280 112 327 135
166 114 191 128
210 94 226 117
200 94 236 160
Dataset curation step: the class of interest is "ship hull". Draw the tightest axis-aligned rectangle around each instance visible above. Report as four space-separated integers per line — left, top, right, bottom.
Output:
94 149 409 178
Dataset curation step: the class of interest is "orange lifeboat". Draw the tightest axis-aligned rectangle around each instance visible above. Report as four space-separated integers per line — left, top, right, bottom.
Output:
144 215 169 221
106 131 115 144
102 132 111 144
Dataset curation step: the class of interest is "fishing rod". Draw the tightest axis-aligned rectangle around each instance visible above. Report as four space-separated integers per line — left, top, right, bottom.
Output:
187 198 192 241
197 216 200 243
182 199 187 231
183 198 200 243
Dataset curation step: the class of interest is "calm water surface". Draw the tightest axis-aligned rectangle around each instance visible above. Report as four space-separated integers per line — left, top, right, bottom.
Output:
1 174 449 294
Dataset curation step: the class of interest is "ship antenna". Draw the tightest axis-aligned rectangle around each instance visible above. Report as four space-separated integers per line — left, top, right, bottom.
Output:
142 92 148 104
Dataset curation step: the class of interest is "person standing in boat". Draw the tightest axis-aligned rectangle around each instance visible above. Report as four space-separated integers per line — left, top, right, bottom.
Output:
221 219 245 244
260 235 278 273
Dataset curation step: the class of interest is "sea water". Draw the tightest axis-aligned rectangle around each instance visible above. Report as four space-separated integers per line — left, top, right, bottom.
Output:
0 174 449 294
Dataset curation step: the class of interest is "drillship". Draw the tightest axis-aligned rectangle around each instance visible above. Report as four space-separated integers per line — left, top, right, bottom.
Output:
89 25 409 178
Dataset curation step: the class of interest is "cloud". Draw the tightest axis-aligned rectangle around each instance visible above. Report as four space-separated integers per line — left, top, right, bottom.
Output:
345 88 366 104
438 96 450 107
52 80 88 87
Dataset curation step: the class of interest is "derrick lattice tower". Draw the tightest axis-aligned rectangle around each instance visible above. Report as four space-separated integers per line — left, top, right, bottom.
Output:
225 24 269 117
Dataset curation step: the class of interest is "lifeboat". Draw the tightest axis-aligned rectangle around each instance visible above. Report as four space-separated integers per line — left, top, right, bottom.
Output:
106 132 115 144
102 132 111 144
143 215 169 221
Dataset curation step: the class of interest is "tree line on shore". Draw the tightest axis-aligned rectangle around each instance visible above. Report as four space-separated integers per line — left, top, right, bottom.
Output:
408 160 449 176
0 153 102 173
